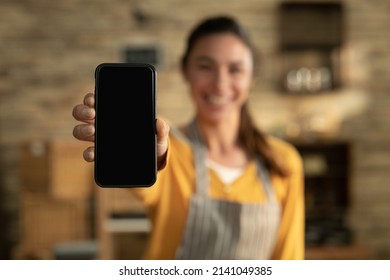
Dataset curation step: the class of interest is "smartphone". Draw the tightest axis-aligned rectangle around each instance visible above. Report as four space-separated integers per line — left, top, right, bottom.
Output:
94 63 157 187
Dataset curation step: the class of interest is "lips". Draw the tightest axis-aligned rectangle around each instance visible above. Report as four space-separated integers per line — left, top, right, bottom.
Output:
205 95 231 106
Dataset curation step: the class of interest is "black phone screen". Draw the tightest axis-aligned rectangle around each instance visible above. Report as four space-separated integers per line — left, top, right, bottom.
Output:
94 63 156 187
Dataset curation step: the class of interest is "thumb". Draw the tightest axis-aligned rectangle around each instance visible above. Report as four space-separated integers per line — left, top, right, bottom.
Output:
156 118 170 169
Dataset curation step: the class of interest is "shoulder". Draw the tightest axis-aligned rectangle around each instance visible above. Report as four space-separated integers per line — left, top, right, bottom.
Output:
266 135 299 156
169 125 190 144
265 136 304 208
266 135 303 172
161 125 194 169
168 126 192 153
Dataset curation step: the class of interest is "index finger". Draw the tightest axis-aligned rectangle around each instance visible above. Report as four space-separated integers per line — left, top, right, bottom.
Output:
72 104 95 124
84 92 95 107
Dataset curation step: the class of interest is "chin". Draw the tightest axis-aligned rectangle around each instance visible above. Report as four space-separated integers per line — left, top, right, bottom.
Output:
198 107 234 123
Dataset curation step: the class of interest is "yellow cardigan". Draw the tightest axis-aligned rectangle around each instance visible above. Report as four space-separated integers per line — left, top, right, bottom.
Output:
132 131 305 260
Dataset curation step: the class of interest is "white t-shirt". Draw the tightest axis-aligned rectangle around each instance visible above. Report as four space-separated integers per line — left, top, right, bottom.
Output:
206 159 245 185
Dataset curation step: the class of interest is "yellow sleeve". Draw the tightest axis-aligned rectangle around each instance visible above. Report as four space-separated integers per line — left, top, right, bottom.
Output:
128 135 172 207
271 140 305 260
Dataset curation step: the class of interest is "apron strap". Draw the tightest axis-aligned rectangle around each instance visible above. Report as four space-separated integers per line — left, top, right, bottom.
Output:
255 160 277 203
188 119 209 197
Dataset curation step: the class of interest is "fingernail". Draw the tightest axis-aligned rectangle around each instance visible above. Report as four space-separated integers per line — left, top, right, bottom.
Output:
86 97 94 107
84 150 94 161
83 108 91 117
82 125 93 135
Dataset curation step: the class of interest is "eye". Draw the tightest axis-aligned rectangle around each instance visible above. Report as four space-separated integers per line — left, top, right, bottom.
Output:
229 65 242 75
197 64 212 71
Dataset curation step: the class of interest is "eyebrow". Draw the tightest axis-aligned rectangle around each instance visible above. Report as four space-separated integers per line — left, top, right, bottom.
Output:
194 56 213 63
194 55 244 66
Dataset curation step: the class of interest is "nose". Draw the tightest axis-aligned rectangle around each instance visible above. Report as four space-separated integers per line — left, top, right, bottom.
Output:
213 68 229 94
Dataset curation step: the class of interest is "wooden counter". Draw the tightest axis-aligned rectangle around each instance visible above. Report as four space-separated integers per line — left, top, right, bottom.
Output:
305 244 376 260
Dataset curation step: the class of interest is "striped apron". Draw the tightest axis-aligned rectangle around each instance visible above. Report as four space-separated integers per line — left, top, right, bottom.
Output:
175 120 281 260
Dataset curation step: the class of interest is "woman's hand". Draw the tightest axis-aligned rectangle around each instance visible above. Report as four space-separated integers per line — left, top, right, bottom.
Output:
72 93 170 169
72 93 96 162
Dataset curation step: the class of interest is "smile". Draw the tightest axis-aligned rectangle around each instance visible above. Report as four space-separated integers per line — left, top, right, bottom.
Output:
205 95 231 105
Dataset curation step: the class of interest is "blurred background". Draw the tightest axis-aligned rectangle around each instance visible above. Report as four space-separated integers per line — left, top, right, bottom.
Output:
0 0 389 260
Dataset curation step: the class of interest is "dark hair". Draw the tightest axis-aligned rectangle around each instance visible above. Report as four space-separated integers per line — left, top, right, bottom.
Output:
182 16 288 176
181 16 256 71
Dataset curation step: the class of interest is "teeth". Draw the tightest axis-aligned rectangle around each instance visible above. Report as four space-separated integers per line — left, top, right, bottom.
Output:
207 95 229 105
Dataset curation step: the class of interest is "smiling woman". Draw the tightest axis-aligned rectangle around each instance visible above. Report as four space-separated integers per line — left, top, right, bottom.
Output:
72 15 305 260
183 33 253 127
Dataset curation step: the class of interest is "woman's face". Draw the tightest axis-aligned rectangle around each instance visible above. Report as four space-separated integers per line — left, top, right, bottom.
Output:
183 33 254 123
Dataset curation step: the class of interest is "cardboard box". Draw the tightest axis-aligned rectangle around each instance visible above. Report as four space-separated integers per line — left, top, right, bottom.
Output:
15 193 91 260
20 138 93 200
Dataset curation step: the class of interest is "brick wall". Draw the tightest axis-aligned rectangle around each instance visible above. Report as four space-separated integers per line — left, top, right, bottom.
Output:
0 0 389 258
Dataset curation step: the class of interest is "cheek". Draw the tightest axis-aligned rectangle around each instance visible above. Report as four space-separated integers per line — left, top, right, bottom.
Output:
187 76 205 101
235 77 252 98
188 73 211 94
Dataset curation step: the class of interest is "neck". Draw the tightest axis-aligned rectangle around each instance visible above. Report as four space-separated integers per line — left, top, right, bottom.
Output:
198 117 239 151
196 112 248 167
